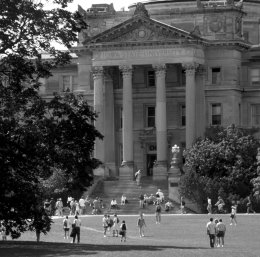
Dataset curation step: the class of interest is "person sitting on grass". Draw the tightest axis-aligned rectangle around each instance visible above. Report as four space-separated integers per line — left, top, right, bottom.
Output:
165 200 173 212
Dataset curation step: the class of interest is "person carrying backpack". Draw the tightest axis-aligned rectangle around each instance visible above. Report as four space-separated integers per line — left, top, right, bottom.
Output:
63 216 70 239
155 202 162 224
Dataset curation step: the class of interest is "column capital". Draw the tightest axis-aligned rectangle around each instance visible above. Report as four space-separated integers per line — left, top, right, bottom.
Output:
153 64 166 77
182 62 199 76
119 65 133 79
92 66 104 80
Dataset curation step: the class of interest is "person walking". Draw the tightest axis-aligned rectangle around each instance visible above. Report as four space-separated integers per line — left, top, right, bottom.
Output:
206 217 216 248
246 196 256 214
63 216 70 239
216 218 226 247
56 198 63 217
79 196 85 215
155 202 162 224
119 220 127 242
71 215 81 244
180 197 186 214
113 214 120 237
230 202 238 226
102 214 109 237
135 170 142 188
215 196 225 213
207 197 212 214
137 213 146 237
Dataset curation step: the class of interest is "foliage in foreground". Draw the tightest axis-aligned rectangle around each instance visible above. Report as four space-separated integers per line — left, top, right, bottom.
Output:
0 0 102 239
179 125 260 212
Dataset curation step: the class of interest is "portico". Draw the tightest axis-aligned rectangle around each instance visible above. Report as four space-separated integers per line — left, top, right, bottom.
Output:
72 3 207 181
88 46 205 180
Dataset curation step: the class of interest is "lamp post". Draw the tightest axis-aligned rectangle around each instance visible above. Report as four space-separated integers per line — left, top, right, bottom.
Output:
171 144 180 169
168 144 181 203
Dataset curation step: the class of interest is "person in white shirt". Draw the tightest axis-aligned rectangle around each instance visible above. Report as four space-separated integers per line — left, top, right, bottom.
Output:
216 218 226 247
121 194 127 205
79 197 85 215
71 215 81 244
156 189 164 203
207 197 212 214
230 202 238 225
206 217 216 248
62 216 70 239
110 199 118 209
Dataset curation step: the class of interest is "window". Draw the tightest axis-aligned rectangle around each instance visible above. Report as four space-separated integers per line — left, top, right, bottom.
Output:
252 105 260 126
250 69 260 84
211 103 222 125
181 104 186 126
212 67 221 84
62 75 78 92
147 70 155 87
146 106 155 128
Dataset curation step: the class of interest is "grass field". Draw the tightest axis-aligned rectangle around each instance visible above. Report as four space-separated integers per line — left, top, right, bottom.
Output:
0 214 259 257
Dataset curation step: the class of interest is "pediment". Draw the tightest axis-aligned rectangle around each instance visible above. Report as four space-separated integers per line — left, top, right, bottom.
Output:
84 15 200 45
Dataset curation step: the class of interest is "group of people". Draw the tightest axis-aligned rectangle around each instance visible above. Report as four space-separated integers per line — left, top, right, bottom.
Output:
62 215 81 244
206 217 227 248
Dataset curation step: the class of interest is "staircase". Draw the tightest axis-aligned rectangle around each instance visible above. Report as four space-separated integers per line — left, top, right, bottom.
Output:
89 176 181 214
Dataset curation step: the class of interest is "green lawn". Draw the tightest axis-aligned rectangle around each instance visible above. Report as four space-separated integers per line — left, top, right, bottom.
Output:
0 214 259 257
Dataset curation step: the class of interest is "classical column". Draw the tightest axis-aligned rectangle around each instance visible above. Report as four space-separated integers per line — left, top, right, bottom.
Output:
93 66 105 162
153 64 168 180
119 65 134 180
183 63 198 148
195 65 206 139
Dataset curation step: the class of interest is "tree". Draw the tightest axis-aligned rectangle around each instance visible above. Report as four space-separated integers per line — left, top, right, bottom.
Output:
179 125 260 212
0 0 102 239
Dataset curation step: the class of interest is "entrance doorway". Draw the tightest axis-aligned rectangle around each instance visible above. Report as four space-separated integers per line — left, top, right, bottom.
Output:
147 154 156 176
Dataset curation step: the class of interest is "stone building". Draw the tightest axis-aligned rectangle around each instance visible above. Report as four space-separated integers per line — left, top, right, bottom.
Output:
41 0 260 181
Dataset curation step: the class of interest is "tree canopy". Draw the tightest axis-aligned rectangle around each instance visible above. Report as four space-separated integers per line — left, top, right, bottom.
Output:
179 125 260 212
0 0 102 239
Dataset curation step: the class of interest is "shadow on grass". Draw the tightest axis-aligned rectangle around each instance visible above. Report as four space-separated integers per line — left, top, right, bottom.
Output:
0 241 208 256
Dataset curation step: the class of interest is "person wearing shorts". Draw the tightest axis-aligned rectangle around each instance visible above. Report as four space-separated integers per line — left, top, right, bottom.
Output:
216 219 226 247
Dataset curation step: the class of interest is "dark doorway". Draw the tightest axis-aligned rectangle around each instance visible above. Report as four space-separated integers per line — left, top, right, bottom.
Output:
147 154 156 176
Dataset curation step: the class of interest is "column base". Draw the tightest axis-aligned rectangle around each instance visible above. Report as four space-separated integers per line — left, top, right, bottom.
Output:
153 161 168 181
168 176 181 203
105 162 117 177
119 162 135 180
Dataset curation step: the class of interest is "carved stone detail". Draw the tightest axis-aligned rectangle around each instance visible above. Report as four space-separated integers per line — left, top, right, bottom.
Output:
134 2 150 18
119 65 133 79
153 64 166 77
92 66 104 80
182 63 199 76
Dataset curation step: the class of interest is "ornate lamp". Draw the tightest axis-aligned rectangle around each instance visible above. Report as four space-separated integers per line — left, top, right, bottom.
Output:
171 144 180 168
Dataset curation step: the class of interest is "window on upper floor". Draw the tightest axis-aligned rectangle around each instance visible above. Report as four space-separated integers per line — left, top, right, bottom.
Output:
212 67 221 84
180 104 186 126
62 75 78 92
211 103 222 125
252 104 260 126
147 70 155 87
146 106 155 128
250 68 260 84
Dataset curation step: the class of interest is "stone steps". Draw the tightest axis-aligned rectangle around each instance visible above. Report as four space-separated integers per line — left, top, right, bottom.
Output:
88 176 176 214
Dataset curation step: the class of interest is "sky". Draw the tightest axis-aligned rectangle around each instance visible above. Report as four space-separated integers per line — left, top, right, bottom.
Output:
44 0 138 11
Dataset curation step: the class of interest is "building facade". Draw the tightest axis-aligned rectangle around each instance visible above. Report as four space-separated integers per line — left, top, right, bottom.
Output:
41 0 260 180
